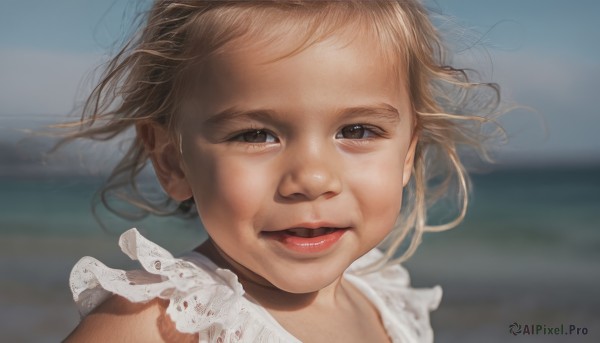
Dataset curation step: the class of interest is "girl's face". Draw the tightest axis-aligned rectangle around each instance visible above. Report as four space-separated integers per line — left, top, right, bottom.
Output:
173 31 417 293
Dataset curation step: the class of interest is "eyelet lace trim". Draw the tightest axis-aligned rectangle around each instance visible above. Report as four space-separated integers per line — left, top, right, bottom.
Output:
70 228 441 342
345 249 442 342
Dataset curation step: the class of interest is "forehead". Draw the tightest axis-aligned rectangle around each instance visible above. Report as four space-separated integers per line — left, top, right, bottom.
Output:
204 31 400 89
175 4 414 131
182 31 412 132
185 4 407 87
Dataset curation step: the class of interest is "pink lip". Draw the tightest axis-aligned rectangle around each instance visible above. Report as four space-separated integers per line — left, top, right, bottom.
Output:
262 228 348 254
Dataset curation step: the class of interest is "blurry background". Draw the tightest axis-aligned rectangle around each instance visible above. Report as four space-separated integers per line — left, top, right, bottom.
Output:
1 0 598 342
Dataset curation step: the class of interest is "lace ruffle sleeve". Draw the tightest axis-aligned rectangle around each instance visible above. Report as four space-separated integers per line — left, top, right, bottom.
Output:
345 249 443 343
69 228 248 336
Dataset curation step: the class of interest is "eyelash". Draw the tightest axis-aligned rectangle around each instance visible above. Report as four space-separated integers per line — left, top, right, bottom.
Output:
228 124 384 147
229 126 276 144
335 124 382 141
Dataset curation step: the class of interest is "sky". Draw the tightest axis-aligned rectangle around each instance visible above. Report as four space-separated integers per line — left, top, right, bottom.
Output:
1 0 599 176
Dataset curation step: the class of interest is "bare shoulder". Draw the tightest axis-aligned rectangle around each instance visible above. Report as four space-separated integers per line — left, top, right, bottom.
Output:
64 295 198 343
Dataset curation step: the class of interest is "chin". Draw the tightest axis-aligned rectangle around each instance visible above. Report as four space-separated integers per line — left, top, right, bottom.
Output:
273 278 335 295
263 262 347 294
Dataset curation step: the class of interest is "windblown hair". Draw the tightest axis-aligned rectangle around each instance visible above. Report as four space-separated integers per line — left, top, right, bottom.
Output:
47 0 505 273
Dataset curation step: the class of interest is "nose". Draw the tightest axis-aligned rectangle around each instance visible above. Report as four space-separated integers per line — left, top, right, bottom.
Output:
277 141 342 201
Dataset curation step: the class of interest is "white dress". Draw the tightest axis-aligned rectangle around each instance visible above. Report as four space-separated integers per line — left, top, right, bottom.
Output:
69 228 442 343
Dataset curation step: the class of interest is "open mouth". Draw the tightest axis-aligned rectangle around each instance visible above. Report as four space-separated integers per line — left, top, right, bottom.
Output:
262 227 348 239
261 226 349 253
282 227 339 238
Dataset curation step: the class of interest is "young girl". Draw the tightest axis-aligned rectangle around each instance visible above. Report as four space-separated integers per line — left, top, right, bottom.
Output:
55 0 503 342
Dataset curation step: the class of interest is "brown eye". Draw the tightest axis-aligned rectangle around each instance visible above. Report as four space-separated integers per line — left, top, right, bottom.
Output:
337 124 375 139
235 129 277 143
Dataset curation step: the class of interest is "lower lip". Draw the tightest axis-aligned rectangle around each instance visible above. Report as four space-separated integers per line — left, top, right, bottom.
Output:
262 229 348 254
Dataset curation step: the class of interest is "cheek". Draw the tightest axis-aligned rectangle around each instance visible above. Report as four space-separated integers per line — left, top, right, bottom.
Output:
190 153 272 228
349 150 405 231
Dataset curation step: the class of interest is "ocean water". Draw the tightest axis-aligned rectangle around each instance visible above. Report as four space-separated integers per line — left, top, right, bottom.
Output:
1 167 599 342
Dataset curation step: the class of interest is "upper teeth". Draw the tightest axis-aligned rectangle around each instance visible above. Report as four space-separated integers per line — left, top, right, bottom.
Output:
285 227 336 237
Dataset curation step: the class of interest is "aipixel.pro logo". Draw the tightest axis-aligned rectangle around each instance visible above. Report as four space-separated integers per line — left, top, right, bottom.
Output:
509 322 589 336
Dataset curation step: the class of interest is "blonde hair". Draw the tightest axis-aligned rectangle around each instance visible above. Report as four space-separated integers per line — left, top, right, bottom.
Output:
46 0 506 273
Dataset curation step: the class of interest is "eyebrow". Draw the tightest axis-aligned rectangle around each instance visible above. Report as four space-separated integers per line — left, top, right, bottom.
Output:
203 103 402 127
203 108 276 127
339 103 402 124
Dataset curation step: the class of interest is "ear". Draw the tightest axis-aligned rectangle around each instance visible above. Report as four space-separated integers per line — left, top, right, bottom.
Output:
402 131 419 187
136 121 193 201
